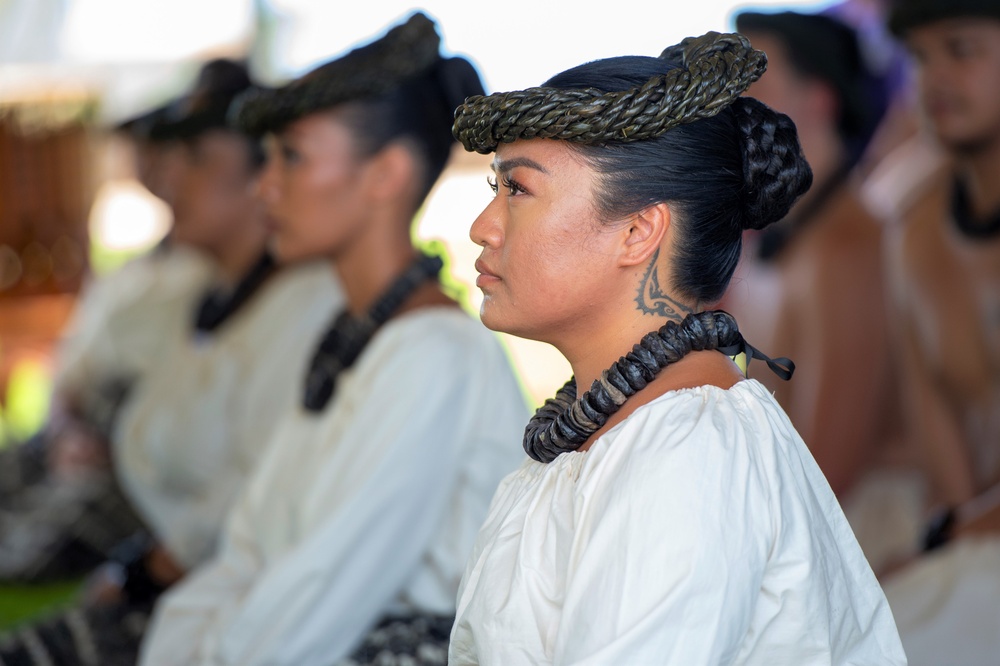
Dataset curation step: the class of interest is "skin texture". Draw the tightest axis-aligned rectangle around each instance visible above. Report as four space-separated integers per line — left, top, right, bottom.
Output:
888 18 1000 507
257 109 454 316
470 139 743 449
719 29 897 497
170 129 269 280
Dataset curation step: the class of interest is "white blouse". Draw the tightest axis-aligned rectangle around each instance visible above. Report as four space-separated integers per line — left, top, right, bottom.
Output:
449 379 907 665
53 246 214 401
112 261 342 568
139 308 530 666
883 536 1000 666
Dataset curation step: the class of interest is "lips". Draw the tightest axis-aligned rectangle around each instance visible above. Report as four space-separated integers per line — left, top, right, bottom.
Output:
474 257 500 288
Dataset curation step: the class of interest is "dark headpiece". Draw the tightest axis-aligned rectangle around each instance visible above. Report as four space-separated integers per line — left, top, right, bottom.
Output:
452 32 766 154
148 59 254 141
735 11 876 140
233 12 443 136
114 102 175 141
889 0 1000 36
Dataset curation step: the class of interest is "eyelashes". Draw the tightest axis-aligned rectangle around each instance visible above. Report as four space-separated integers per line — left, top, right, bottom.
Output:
486 175 525 196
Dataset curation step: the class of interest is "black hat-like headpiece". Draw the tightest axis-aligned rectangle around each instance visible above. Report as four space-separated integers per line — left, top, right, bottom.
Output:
146 59 254 141
889 0 1000 36
232 12 443 137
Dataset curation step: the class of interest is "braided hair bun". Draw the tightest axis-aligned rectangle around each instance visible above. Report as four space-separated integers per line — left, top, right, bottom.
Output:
732 97 813 231
433 57 486 117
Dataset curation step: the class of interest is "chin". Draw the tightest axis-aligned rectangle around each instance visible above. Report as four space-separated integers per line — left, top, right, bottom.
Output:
268 235 319 265
480 300 547 343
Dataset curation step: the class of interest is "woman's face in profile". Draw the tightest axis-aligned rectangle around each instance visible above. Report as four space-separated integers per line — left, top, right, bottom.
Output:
257 110 372 263
470 139 625 343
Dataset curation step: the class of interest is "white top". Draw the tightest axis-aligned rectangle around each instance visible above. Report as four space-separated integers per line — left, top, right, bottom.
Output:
112 261 343 567
139 308 530 666
449 379 907 665
883 536 1000 666
53 246 213 402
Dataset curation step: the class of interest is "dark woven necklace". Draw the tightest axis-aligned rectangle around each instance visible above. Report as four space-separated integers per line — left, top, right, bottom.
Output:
194 251 277 333
523 310 794 463
951 177 1000 241
302 252 443 411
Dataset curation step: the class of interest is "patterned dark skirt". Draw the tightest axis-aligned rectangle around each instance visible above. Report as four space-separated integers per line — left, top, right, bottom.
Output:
0 599 150 666
338 614 454 666
0 607 453 665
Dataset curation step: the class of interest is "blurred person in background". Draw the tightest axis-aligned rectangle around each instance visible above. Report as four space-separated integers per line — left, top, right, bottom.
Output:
0 84 215 582
877 1 1000 663
0 59 342 665
138 13 528 666
722 10 919 575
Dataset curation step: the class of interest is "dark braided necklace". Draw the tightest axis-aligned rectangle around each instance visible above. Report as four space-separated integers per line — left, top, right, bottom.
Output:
194 251 277 333
302 252 443 412
523 310 794 463
951 177 1000 241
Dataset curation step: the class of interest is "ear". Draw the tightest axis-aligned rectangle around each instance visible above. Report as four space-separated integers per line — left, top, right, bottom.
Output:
618 202 670 268
363 142 418 203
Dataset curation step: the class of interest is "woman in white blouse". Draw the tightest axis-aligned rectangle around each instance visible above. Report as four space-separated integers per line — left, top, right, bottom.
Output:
137 13 528 666
447 32 908 664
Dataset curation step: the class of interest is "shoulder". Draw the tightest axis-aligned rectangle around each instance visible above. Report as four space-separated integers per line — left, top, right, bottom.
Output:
800 187 883 275
372 307 502 360
586 381 795 506
259 260 343 311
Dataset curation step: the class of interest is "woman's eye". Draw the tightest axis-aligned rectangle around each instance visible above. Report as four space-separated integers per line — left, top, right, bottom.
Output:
280 144 300 163
501 175 524 196
487 174 525 197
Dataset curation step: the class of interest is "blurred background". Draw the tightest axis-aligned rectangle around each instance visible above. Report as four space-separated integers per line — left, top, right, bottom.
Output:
0 0 849 442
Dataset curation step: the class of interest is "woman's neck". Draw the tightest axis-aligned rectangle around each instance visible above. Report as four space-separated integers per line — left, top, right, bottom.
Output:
557 308 744 452
210 221 269 285
332 221 420 316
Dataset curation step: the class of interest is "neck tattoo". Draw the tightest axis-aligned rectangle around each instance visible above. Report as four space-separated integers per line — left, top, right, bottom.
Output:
302 252 443 411
522 310 794 463
635 248 694 320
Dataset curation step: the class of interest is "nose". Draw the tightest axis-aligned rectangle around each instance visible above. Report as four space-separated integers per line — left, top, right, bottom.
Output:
470 197 503 248
256 155 281 205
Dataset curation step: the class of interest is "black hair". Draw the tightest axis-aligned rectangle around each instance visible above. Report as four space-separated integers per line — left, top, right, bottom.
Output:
544 55 812 304
337 56 485 210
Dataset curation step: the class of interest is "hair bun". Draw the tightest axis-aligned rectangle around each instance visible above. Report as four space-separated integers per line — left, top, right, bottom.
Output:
434 56 486 112
733 96 812 231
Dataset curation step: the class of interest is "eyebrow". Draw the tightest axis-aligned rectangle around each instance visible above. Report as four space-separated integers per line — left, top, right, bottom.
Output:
491 156 549 175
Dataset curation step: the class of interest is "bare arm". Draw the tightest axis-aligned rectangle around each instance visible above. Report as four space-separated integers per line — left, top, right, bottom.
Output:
780 238 891 496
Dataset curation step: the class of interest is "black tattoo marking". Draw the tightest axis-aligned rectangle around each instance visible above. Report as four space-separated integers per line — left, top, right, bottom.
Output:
635 249 693 320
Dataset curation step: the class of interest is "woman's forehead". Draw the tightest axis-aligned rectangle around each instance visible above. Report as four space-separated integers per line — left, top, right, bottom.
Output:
492 140 586 173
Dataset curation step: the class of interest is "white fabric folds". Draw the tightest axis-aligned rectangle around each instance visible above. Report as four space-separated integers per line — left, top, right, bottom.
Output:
112 261 343 567
139 307 530 665
449 379 907 665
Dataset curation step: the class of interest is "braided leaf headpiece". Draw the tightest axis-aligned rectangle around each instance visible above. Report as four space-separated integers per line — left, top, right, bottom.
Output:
233 12 442 136
453 31 767 154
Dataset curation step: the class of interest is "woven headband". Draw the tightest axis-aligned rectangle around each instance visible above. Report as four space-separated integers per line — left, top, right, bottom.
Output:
453 31 766 154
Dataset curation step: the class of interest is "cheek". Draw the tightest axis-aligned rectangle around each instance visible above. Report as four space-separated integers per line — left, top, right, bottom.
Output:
273 166 361 258
489 201 611 328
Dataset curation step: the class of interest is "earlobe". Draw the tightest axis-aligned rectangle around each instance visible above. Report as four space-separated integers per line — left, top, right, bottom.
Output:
619 203 670 268
368 143 417 202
